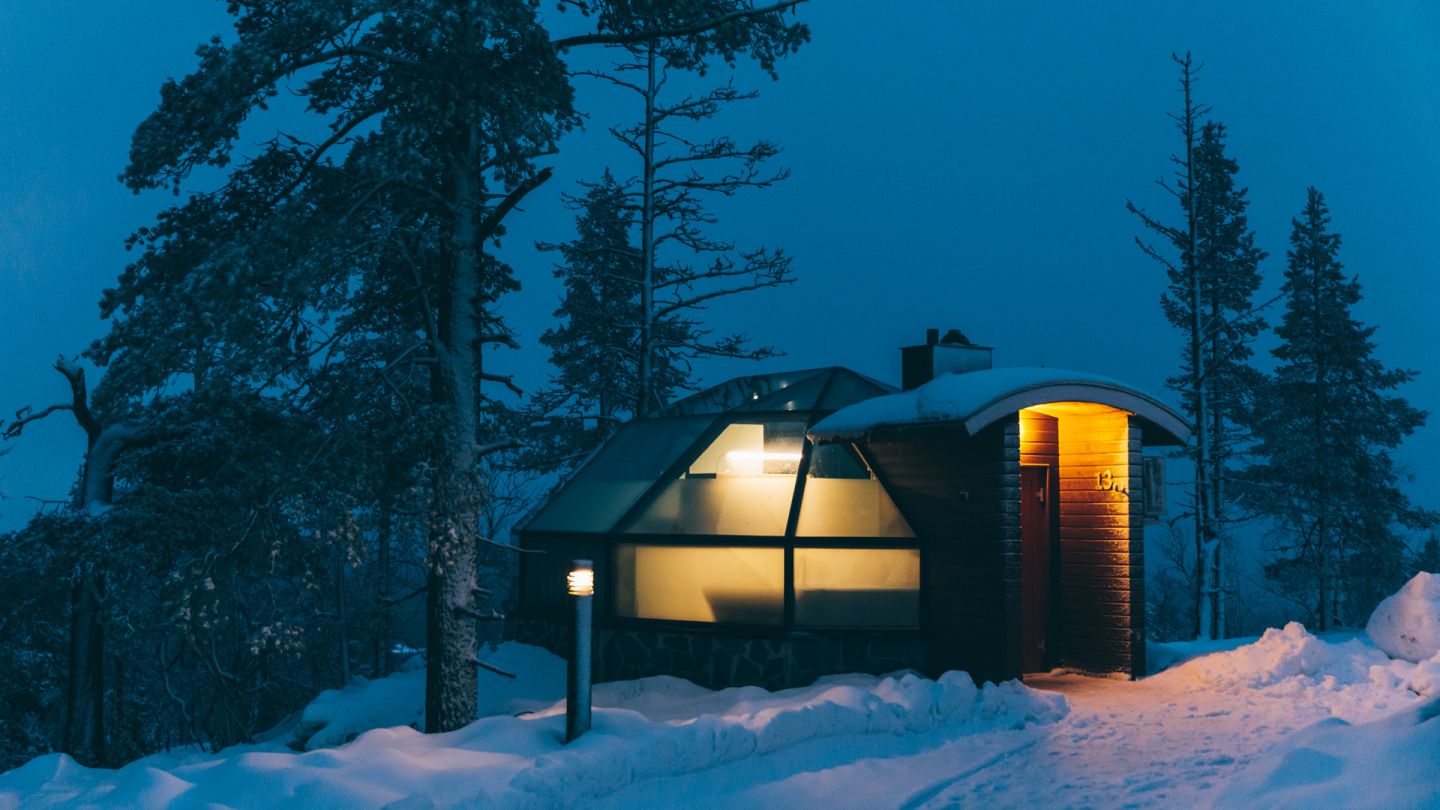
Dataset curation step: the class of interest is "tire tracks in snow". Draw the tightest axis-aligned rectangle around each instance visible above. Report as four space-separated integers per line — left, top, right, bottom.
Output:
896 739 1039 810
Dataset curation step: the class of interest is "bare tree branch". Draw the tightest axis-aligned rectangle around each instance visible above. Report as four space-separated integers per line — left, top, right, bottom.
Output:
552 0 807 50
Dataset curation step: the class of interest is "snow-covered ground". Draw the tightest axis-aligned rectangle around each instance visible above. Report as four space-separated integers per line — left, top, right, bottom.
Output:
596 622 1439 810
5 578 1440 809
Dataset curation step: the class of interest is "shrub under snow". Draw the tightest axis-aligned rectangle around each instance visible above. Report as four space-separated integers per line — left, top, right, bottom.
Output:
289 642 565 750
1365 571 1440 663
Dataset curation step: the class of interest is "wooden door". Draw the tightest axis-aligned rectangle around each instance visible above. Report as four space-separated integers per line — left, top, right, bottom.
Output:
1021 465 1052 673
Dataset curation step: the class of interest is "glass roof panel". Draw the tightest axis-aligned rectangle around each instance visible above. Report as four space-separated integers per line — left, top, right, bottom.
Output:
524 415 714 533
653 369 828 417
815 368 897 412
736 370 833 413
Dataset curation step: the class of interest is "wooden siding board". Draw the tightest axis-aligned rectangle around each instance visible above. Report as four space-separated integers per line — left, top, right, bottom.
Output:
868 409 1150 680
867 420 1019 682
1055 410 1140 675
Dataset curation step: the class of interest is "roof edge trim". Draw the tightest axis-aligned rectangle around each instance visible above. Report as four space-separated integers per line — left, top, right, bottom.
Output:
809 368 1192 445
962 381 1190 444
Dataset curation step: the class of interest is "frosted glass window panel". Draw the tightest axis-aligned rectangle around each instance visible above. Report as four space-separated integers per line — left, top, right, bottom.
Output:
689 423 765 476
805 442 869 479
615 545 783 624
625 477 796 535
796 444 914 538
525 416 713 533
794 548 920 627
796 478 913 537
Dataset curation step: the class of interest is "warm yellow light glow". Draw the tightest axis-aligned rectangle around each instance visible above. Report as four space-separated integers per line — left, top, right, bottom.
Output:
796 478 913 537
794 548 920 626
689 423 764 475
614 545 783 623
1026 401 1134 418
567 563 594 597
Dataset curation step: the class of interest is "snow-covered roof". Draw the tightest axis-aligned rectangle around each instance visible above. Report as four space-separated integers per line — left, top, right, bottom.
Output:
809 367 1190 445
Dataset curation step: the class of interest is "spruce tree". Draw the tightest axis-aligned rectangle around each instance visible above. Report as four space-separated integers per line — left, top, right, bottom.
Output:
1246 188 1431 628
1129 55 1267 638
529 174 648 469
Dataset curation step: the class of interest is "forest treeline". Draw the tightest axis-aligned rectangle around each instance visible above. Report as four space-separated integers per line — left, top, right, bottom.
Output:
1131 54 1435 643
0 0 809 769
0 9 1432 777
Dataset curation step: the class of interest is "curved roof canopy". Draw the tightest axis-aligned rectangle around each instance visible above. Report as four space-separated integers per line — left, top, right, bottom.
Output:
809 367 1191 445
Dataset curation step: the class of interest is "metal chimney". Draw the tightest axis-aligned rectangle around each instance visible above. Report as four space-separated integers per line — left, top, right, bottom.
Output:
901 328 993 390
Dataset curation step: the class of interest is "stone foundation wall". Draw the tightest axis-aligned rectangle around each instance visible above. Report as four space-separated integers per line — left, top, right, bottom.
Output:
509 615 927 691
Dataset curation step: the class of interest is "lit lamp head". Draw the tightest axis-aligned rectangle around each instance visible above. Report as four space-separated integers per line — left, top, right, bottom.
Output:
567 559 595 598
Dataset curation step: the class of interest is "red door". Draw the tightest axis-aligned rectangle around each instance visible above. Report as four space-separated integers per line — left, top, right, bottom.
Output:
1021 466 1052 673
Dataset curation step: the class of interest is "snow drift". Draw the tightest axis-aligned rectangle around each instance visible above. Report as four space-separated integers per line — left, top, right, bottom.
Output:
1365 571 1440 663
1145 617 1440 743
1150 622 1391 692
1215 697 1440 809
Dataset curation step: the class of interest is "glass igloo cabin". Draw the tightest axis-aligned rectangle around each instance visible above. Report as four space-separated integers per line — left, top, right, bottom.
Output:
513 332 1189 689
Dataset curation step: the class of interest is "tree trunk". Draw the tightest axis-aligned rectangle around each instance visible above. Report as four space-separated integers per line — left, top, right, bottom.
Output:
337 556 351 687
1180 63 1214 642
375 502 393 677
1313 251 1329 632
637 42 657 418
63 575 106 766
1209 296 1226 639
425 133 484 733
66 413 117 766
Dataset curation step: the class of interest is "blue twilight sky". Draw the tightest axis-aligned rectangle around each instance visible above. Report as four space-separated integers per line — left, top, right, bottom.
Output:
2 1 1438 534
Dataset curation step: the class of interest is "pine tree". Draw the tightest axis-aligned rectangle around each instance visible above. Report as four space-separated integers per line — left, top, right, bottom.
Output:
529 174 648 469
1246 188 1431 628
1188 120 1267 638
1129 54 1267 639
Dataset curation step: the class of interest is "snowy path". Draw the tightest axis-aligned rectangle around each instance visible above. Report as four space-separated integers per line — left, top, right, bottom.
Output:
593 671 1418 809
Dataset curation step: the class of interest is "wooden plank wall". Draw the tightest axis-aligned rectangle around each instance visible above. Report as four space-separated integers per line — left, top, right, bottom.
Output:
1056 412 1145 676
866 420 1019 683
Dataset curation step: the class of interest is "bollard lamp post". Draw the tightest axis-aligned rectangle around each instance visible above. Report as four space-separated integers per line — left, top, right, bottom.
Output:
565 559 594 743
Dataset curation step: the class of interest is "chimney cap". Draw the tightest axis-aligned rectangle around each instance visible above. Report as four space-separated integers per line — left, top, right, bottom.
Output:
940 328 972 346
